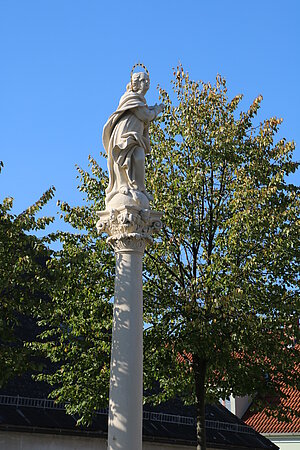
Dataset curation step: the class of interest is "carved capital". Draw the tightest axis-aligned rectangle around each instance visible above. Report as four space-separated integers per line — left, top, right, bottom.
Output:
96 206 162 253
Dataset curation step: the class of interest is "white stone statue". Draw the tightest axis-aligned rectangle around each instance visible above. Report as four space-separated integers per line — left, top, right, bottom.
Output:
97 67 164 450
102 65 164 210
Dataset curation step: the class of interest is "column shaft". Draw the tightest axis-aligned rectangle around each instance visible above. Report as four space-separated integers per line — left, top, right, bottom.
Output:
108 249 144 450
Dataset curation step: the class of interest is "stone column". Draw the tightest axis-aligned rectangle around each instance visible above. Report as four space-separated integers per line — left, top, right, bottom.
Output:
96 206 162 450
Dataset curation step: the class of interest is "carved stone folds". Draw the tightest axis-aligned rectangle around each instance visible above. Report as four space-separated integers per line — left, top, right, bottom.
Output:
96 206 162 253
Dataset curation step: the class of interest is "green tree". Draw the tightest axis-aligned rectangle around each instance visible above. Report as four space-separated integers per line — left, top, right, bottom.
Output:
0 161 55 386
32 156 115 423
143 66 299 450
31 69 299 450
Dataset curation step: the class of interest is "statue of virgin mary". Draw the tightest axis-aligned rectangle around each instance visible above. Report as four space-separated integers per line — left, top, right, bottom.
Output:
102 67 164 209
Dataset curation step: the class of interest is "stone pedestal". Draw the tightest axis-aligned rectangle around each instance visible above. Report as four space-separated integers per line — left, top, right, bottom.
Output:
96 206 162 450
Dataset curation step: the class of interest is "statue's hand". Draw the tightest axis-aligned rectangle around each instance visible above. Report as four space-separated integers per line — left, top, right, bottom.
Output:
158 103 165 112
157 103 165 114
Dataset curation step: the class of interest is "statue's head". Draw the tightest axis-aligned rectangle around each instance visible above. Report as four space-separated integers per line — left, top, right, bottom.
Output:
127 72 150 96
127 64 150 96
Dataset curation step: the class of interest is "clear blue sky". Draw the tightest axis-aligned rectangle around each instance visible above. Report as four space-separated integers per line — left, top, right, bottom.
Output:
0 0 299 230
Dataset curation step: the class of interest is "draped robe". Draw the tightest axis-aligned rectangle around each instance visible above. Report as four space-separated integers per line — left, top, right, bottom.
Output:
102 91 155 203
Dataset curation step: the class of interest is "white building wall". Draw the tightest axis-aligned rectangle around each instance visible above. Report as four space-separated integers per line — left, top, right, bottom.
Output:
0 432 106 450
220 395 252 419
229 395 252 419
263 434 300 450
0 431 226 450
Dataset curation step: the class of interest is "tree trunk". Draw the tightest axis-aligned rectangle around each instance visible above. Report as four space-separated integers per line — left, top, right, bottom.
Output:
194 356 207 450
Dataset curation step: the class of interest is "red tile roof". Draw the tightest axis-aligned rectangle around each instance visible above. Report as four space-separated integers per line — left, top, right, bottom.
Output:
243 381 300 434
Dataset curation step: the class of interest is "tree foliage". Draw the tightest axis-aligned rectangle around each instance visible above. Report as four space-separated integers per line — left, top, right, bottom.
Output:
143 66 299 449
26 68 299 448
0 161 55 386
31 156 115 423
